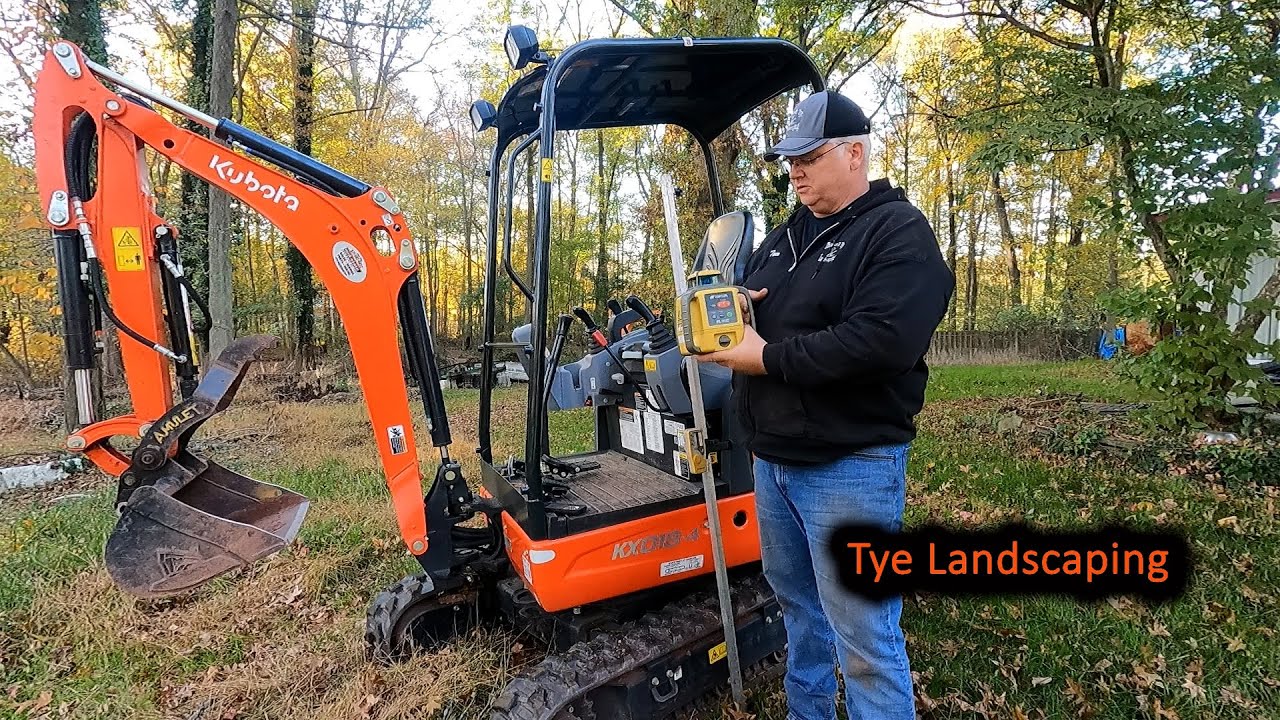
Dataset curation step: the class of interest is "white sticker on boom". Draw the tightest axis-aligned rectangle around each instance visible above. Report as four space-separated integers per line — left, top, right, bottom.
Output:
660 554 703 577
332 241 367 283
387 424 407 454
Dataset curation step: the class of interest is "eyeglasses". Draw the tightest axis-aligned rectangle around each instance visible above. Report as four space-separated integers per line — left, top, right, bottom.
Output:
783 142 849 172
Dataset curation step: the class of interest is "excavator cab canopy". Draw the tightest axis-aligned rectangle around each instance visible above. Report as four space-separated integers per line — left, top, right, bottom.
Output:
483 35 825 148
474 34 824 538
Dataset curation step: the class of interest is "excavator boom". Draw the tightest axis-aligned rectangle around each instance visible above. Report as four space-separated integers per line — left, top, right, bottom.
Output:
34 41 456 595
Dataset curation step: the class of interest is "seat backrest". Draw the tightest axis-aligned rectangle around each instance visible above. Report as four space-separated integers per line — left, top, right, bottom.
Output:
692 211 754 285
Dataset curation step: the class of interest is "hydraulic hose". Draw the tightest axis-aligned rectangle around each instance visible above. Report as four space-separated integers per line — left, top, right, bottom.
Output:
65 112 184 362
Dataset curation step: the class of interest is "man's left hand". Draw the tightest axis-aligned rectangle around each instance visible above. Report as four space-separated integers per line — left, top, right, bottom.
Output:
699 324 768 375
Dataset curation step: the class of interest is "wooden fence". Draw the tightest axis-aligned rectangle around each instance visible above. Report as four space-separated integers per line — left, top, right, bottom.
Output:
925 329 1102 365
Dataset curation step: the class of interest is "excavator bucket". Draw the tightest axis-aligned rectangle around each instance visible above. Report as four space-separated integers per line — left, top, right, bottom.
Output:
104 336 310 598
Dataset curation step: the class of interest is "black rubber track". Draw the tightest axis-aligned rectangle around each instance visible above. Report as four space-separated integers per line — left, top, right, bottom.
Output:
489 573 777 720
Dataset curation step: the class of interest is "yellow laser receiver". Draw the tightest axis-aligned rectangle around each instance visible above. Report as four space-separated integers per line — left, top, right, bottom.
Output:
675 270 755 355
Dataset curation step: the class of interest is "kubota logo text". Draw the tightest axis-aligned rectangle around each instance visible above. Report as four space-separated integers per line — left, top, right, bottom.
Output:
210 154 300 211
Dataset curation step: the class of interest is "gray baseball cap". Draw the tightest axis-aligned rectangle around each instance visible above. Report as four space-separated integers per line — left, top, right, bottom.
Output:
764 91 872 162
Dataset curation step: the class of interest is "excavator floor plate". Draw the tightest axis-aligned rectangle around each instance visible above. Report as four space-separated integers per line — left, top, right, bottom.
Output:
543 451 703 538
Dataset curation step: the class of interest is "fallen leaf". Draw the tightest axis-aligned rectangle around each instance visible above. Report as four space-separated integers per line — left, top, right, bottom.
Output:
1032 676 1052 687
1182 674 1206 700
1232 554 1253 574
1153 698 1180 719
1226 636 1246 653
358 694 381 718
31 691 52 713
1149 620 1170 637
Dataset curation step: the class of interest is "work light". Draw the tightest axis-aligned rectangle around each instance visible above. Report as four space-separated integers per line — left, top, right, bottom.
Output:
470 100 497 132
504 25 540 70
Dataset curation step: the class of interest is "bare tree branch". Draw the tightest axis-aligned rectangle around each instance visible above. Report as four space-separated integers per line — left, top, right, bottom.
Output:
990 0 1095 52
606 0 657 37
239 0 360 49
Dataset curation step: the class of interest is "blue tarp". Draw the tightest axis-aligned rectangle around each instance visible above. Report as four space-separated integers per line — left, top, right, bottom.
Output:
1098 326 1126 360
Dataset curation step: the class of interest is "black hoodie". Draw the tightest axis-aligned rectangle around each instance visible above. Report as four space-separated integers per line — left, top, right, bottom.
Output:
735 179 954 464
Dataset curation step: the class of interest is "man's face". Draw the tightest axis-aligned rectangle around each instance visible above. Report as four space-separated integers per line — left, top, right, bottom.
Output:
787 140 863 216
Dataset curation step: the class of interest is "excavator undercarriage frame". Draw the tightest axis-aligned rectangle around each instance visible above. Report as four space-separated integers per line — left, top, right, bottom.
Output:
34 33 825 719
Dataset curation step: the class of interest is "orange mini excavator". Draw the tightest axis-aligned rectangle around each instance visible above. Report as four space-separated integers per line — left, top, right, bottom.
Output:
33 28 825 718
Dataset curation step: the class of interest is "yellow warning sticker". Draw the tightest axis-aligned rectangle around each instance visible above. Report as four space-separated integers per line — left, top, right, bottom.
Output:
540 157 553 183
113 227 144 272
644 358 657 372
708 641 727 664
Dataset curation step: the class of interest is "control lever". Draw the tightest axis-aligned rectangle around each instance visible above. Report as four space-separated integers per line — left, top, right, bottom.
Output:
624 295 657 323
572 306 609 349
626 295 677 354
540 314 575 456
605 298 642 343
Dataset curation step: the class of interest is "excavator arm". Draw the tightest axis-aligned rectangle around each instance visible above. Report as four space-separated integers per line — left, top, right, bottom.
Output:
33 41 466 596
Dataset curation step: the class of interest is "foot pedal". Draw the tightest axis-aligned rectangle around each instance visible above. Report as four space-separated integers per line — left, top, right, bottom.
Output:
545 501 587 516
544 456 601 480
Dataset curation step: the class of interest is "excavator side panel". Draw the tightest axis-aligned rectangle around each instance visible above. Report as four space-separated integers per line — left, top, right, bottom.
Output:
499 494 762 613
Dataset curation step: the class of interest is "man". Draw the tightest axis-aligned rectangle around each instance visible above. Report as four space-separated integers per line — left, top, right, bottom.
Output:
702 91 954 720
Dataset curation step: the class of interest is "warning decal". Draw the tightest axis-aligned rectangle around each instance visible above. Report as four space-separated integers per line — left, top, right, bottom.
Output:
387 424 407 454
660 554 703 577
332 241 368 283
708 641 727 664
112 227 144 272
540 157 553 182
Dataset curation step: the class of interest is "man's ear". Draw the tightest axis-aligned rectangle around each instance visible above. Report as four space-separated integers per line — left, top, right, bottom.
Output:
849 141 865 172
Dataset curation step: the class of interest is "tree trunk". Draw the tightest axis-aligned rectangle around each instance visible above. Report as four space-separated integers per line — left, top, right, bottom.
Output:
287 0 317 367
1062 219 1084 323
178 0 211 352
58 0 108 64
965 202 984 331
945 160 958 330
1044 171 1059 301
206 0 237 359
991 170 1021 307
592 132 612 320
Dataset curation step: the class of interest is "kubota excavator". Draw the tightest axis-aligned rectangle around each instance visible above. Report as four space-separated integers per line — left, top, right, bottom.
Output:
33 28 826 718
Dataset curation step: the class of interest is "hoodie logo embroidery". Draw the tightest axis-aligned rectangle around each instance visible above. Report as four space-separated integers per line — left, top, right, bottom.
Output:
768 249 781 258
817 240 845 263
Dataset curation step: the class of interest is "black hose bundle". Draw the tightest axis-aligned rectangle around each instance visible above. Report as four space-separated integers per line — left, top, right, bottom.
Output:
65 111 184 360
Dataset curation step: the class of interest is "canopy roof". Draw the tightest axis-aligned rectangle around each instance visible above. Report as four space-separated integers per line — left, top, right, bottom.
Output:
494 37 824 147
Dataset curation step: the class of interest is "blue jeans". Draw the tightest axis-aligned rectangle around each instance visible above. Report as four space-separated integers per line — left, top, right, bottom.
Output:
755 447 914 720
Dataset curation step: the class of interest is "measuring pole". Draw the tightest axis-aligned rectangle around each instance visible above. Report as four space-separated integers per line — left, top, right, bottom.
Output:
659 175 745 706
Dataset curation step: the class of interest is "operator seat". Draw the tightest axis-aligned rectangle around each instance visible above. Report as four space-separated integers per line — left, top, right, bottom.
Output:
692 211 753 285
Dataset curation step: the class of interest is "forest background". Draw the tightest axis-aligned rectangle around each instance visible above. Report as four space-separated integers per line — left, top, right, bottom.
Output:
1 0 1277 427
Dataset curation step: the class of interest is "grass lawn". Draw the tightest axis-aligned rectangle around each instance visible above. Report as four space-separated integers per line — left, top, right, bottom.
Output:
0 361 1275 719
